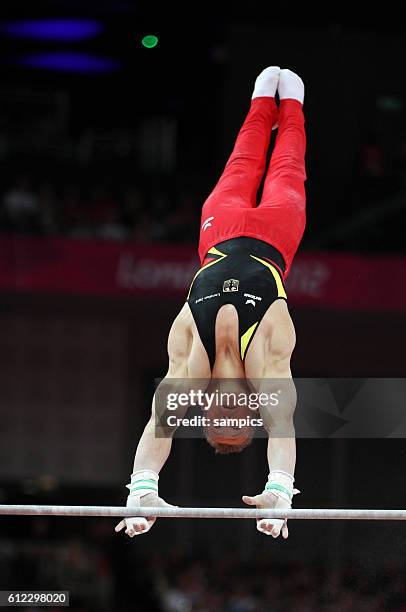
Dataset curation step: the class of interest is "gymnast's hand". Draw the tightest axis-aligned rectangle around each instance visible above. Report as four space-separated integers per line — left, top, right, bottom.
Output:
242 491 290 539
114 492 176 537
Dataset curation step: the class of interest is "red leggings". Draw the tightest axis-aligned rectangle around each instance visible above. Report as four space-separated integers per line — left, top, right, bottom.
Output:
198 97 307 278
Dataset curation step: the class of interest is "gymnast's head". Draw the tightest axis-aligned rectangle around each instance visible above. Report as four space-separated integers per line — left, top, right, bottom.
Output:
202 379 257 454
204 414 255 454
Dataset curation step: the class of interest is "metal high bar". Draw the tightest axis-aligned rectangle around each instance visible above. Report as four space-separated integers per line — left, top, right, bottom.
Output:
0 505 406 520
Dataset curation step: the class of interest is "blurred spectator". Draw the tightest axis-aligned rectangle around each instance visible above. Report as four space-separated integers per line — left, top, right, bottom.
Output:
127 188 171 242
1 176 39 234
122 186 146 229
356 130 403 205
86 183 126 240
360 131 386 179
61 184 92 239
147 189 171 240
37 181 59 235
166 190 199 242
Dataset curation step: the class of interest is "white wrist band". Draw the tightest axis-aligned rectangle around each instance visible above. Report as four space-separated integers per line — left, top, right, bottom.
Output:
264 470 300 503
126 470 159 498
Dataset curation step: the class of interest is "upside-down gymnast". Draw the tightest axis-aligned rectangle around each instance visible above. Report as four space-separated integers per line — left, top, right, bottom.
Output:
115 67 306 538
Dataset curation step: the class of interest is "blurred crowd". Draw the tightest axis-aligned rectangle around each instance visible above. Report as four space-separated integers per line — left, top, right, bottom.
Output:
1 522 406 612
153 553 406 612
0 175 200 244
1 118 406 253
1 151 406 253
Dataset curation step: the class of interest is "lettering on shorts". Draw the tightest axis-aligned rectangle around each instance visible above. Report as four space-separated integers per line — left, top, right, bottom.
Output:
243 293 262 301
195 293 221 304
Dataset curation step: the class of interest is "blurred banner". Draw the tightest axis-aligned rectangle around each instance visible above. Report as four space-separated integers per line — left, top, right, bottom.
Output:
0 237 405 310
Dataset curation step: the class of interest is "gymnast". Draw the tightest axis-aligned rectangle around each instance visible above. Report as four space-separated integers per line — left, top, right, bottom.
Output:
115 67 306 539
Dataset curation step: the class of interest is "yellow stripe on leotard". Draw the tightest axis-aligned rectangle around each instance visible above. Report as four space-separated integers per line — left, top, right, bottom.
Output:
187 247 227 299
249 255 287 299
240 322 259 360
207 246 227 258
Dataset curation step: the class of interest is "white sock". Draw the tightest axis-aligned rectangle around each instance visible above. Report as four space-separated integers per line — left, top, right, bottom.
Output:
252 66 280 99
278 69 304 104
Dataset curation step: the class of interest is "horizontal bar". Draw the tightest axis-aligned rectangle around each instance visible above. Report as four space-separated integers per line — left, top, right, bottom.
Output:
0 505 406 520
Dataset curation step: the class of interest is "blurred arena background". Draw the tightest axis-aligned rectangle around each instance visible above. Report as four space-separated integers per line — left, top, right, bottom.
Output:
1 2 406 610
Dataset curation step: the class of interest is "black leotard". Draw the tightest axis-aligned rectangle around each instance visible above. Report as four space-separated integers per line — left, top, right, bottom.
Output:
187 237 287 369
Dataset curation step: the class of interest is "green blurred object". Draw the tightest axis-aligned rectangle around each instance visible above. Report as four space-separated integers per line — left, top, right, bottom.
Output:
142 34 158 48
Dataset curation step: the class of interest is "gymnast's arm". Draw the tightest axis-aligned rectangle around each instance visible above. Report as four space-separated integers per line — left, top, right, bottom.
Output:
114 305 193 537
130 327 192 475
245 303 297 475
242 304 297 537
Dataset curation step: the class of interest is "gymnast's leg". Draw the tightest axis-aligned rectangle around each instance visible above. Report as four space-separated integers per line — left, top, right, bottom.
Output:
259 69 307 273
203 66 280 211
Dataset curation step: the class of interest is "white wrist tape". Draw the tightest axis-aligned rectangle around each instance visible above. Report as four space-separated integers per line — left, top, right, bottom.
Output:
126 470 159 499
264 470 300 503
